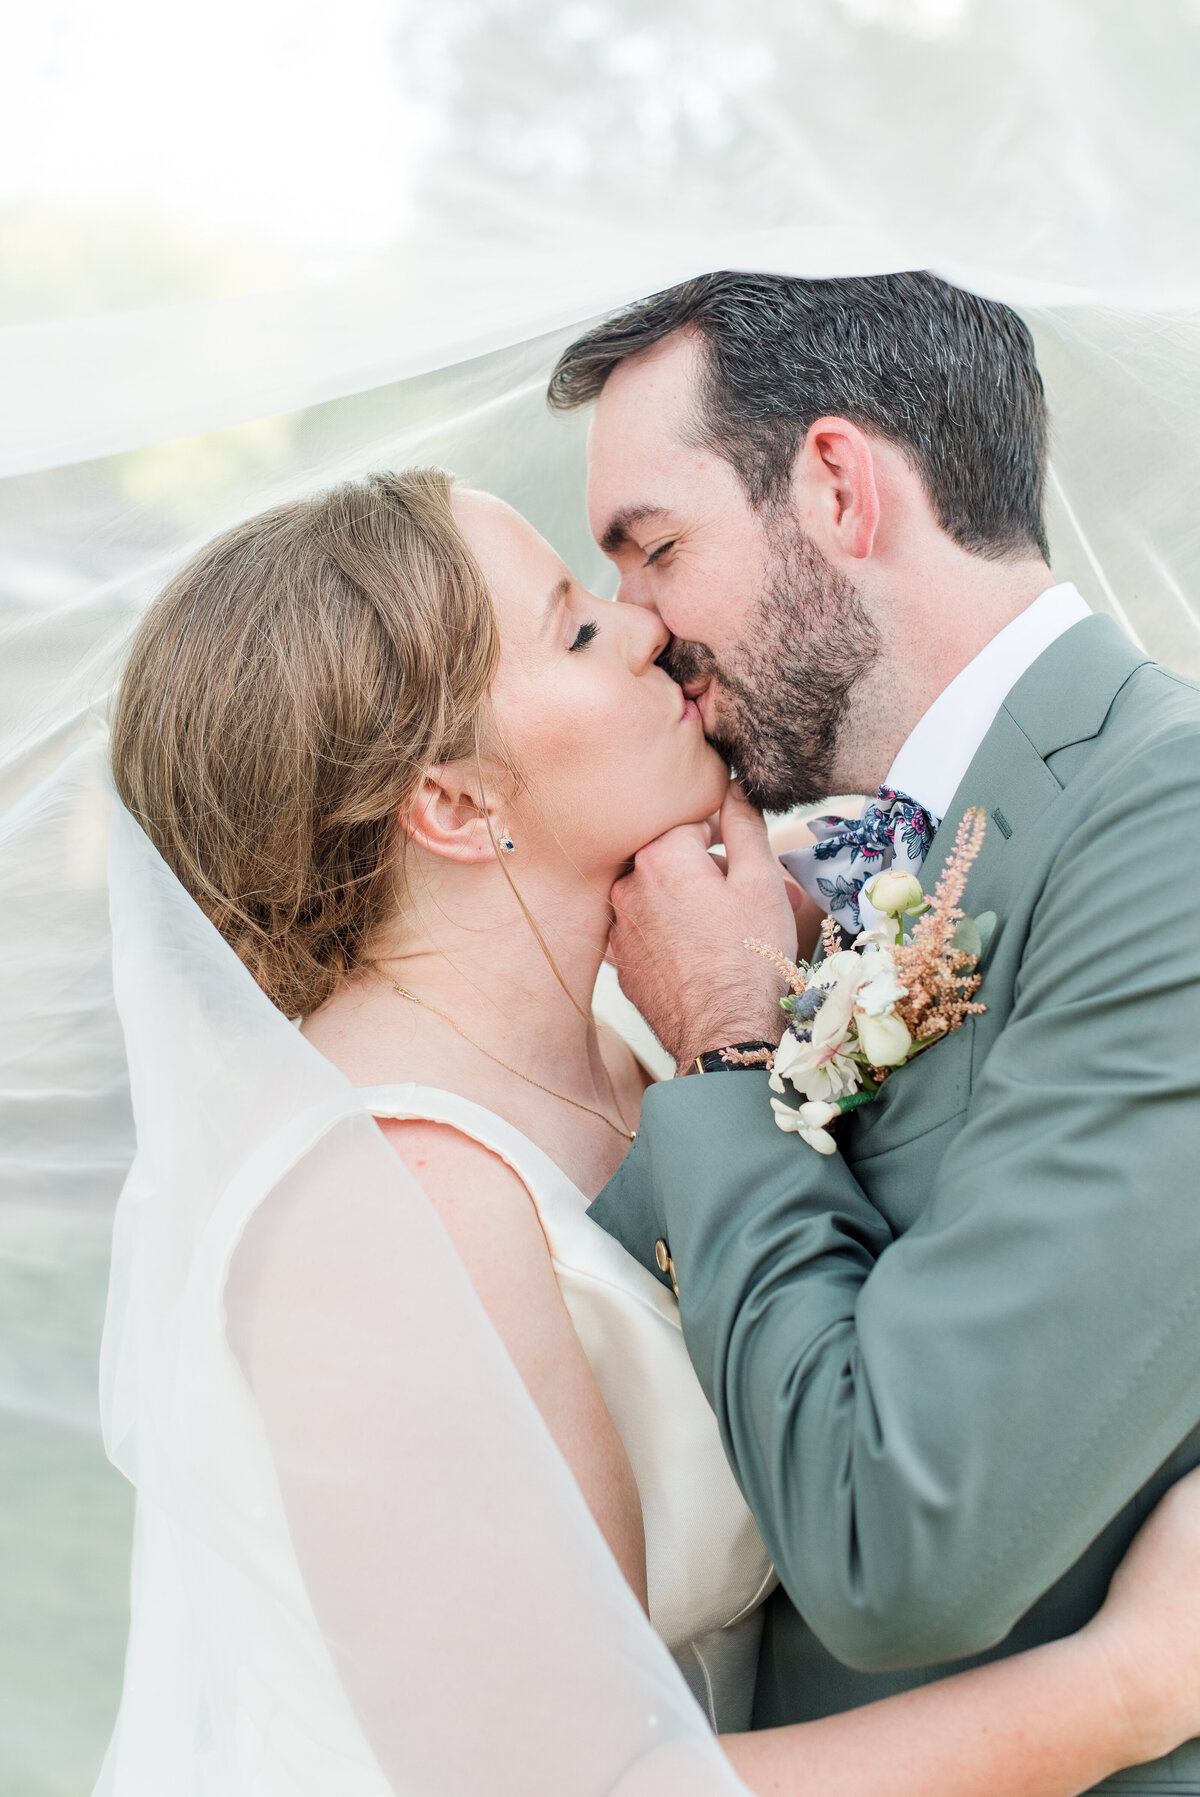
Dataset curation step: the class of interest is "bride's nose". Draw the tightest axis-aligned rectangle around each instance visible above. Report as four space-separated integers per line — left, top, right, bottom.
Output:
620 600 671 671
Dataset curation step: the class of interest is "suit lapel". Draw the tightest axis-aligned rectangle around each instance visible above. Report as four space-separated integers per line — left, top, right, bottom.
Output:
840 616 1150 1185
918 615 1150 919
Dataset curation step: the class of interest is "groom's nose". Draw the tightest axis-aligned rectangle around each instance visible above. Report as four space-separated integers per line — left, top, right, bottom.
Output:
615 568 651 611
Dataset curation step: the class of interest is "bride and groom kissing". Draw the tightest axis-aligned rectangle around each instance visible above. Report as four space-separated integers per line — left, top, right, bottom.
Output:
102 270 1200 1794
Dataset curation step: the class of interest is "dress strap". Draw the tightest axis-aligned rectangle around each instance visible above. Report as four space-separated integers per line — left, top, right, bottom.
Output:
358 1082 582 1215
359 1083 678 1322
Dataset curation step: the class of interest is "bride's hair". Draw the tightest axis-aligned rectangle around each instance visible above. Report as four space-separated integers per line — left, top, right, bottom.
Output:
110 467 498 1017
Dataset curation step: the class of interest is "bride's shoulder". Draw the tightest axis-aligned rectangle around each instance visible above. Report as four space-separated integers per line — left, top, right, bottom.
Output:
377 1115 574 1340
378 1116 539 1245
373 1112 648 1602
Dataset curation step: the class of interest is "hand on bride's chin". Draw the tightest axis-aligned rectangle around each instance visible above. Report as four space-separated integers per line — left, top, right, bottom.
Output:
613 805 718 894
607 785 798 1066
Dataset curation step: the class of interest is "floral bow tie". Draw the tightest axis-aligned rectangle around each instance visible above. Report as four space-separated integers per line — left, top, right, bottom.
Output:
781 786 939 938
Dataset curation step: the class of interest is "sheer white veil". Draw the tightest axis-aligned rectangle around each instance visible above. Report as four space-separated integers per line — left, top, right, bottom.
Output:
98 800 744 1794
6 3 1200 1787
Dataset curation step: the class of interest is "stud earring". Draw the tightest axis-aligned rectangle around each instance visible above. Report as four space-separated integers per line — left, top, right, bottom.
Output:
499 834 516 854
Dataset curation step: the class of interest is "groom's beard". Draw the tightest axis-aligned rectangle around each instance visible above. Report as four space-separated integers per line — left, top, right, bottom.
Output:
660 517 882 811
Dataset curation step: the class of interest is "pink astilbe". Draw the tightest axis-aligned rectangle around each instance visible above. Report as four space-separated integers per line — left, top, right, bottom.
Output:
892 807 988 1045
744 937 810 1001
819 912 842 964
719 1044 777 1067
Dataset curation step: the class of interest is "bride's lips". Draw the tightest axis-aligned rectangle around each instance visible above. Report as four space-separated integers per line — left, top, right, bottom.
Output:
672 673 713 728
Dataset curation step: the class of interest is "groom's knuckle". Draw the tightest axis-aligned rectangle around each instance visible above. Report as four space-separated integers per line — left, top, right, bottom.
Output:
635 846 670 882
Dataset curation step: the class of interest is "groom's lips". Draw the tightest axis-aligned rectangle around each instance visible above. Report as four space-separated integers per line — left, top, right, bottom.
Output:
684 679 715 731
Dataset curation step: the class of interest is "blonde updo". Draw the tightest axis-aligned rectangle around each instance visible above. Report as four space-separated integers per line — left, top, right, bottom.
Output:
110 468 498 1017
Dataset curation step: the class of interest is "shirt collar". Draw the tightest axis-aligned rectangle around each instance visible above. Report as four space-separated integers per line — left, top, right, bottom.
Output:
884 582 1092 824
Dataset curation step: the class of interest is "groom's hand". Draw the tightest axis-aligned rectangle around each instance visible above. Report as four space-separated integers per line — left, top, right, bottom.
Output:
609 783 797 1069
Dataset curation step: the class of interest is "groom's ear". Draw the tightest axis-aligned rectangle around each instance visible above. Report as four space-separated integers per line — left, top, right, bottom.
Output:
402 766 502 863
796 417 881 562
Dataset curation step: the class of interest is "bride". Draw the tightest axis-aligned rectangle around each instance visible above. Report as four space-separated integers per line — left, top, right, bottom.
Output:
103 464 1200 1795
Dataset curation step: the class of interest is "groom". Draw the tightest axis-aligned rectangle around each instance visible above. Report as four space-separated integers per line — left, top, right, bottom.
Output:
549 272 1200 1786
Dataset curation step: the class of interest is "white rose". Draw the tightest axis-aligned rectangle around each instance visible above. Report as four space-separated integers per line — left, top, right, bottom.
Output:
865 870 925 917
856 1009 912 1066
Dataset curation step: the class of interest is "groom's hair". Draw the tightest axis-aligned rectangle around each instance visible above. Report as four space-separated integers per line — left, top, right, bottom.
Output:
548 270 1049 561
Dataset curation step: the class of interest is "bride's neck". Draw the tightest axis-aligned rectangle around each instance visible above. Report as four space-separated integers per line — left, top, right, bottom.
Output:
367 849 620 1080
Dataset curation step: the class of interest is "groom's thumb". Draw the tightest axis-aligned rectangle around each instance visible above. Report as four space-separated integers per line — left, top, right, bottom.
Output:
719 782 774 881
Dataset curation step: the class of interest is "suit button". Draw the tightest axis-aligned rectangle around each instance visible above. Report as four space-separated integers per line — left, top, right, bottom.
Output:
654 1238 679 1299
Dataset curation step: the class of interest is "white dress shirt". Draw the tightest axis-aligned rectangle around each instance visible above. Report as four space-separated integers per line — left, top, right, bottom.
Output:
884 582 1092 825
849 583 1090 936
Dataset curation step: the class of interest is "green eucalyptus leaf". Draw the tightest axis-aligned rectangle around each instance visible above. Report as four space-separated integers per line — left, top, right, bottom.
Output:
952 916 983 960
974 910 998 953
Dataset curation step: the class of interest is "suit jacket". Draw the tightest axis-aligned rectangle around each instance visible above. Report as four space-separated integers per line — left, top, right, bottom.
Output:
590 615 1200 1793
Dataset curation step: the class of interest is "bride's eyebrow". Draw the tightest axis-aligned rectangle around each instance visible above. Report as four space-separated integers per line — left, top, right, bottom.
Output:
539 574 573 636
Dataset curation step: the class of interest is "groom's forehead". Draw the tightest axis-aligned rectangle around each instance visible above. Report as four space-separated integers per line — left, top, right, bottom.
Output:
585 334 705 525
590 329 700 440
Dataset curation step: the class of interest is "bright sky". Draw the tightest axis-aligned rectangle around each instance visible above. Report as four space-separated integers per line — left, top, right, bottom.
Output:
1 0 428 259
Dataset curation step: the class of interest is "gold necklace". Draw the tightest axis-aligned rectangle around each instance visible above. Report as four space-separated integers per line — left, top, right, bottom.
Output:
376 970 636 1143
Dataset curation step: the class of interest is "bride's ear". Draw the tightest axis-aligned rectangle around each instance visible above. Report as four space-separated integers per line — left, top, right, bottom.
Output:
402 765 505 863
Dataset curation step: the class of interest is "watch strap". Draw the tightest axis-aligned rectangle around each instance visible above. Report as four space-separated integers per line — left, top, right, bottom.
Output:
691 1040 776 1075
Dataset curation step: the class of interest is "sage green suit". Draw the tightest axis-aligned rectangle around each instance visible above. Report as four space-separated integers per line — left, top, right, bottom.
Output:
590 616 1200 1792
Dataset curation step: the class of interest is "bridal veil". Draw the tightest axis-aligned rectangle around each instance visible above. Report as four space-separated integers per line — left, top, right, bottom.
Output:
5 1 1200 1788
96 801 742 1794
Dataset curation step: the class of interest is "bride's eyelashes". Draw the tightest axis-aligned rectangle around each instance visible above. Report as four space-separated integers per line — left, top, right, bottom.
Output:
569 620 599 652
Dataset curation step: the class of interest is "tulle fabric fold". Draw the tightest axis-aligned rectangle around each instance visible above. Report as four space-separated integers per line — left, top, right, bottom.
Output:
96 802 744 1795
7 10 1200 1779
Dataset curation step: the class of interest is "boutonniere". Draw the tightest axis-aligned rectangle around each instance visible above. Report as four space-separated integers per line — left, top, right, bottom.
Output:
750 809 994 1153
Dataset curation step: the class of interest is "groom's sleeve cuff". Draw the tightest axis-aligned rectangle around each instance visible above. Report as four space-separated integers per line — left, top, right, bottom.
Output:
588 1072 777 1292
587 1080 678 1285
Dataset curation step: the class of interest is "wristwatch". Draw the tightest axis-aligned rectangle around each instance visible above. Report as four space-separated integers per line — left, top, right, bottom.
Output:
688 1040 777 1075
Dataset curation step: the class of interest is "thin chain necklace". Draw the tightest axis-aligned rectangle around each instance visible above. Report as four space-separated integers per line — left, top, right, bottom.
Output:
374 968 636 1143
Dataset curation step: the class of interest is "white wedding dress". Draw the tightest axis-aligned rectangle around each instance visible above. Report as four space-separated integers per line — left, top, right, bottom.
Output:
360 1083 776 1732
94 806 757 1797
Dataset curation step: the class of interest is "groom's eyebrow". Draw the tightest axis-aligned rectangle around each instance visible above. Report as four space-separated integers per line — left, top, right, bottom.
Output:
598 504 669 555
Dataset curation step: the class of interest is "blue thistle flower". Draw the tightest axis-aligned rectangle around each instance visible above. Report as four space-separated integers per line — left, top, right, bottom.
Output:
792 986 827 1022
